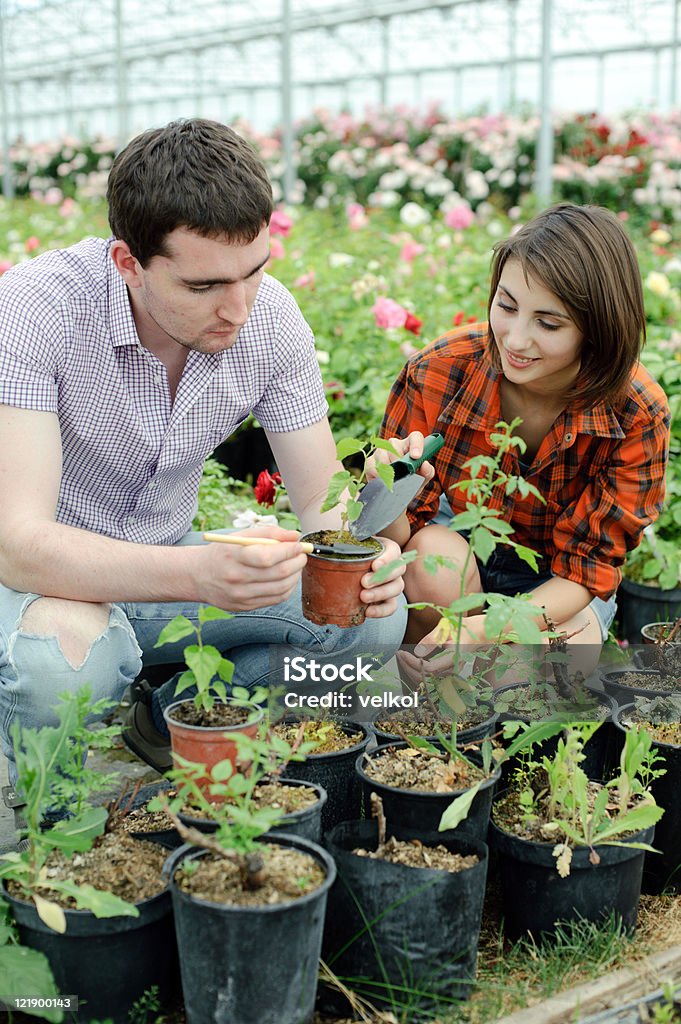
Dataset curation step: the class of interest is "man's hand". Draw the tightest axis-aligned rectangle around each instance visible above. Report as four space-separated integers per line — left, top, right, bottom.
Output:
197 526 308 611
360 537 406 619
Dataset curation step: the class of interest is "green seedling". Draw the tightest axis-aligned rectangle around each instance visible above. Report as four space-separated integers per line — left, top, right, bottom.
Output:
155 605 236 713
0 688 137 934
496 720 666 876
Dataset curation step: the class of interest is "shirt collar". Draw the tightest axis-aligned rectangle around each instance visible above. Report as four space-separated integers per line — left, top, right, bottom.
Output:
106 240 141 349
437 357 503 433
563 400 625 439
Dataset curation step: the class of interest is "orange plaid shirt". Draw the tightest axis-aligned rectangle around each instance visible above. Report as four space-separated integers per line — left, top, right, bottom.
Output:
381 324 670 600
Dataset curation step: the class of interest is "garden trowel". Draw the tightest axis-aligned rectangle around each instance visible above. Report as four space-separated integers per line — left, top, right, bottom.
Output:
350 432 444 540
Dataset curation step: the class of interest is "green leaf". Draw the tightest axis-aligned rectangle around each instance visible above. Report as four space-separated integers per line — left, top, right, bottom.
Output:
173 669 196 696
41 880 139 919
46 806 108 852
369 551 416 585
0 945 63 1022
445 593 486 615
320 470 352 512
514 545 541 572
345 497 364 523
218 658 234 683
154 616 195 648
336 437 366 460
471 528 495 564
198 606 232 624
211 759 234 782
595 801 664 843
185 645 223 697
375 461 396 491
439 780 483 831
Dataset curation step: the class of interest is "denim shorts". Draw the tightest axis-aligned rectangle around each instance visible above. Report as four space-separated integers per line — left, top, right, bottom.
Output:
431 494 617 642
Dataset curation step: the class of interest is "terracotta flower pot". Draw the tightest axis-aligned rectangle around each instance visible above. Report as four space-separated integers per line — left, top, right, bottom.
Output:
301 532 383 627
164 699 263 798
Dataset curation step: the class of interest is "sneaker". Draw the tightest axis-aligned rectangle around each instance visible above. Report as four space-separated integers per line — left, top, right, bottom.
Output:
121 698 173 774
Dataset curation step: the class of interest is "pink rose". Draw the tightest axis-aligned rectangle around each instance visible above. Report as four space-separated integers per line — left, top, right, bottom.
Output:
399 241 425 263
269 210 293 237
293 271 316 289
268 237 285 261
346 203 368 230
445 205 474 230
372 297 407 329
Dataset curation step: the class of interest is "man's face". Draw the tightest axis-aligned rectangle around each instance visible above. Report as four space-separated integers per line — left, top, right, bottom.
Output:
126 226 270 354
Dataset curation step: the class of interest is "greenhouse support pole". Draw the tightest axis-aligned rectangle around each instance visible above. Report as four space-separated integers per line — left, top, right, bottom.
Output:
0 0 13 199
115 0 129 150
672 0 680 107
281 0 294 205
535 0 553 206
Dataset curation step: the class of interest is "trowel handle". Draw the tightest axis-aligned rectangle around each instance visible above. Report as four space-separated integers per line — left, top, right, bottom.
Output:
395 432 444 476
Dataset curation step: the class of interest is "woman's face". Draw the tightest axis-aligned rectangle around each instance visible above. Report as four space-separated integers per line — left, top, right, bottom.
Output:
490 259 584 395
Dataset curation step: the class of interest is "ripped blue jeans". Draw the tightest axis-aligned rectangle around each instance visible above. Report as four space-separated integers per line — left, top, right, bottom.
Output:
0 533 407 785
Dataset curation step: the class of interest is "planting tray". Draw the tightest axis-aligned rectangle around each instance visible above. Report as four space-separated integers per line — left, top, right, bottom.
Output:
579 988 680 1022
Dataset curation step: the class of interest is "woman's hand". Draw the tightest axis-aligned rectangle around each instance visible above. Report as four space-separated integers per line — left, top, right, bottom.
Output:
366 431 436 485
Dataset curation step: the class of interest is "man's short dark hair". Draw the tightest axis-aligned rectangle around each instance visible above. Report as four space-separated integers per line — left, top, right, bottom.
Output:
107 118 273 265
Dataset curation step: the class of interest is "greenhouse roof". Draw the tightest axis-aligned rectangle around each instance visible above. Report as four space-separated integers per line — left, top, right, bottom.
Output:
0 0 679 144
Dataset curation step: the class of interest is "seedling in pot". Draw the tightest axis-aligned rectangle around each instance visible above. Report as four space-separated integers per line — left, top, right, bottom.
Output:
492 719 666 876
409 420 556 711
153 699 320 885
0 688 138 933
155 606 236 714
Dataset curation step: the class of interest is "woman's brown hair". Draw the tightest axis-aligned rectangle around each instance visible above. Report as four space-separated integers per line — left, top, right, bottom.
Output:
486 203 646 406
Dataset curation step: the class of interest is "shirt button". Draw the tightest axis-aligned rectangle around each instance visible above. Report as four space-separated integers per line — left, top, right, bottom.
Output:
564 433 573 443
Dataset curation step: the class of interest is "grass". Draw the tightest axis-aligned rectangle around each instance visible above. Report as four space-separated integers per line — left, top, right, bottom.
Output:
316 872 681 1024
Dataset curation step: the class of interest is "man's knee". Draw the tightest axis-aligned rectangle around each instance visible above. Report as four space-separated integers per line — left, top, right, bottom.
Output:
9 598 142 709
20 597 112 669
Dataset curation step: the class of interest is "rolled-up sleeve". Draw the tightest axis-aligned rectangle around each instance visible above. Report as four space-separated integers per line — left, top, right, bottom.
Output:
552 402 670 599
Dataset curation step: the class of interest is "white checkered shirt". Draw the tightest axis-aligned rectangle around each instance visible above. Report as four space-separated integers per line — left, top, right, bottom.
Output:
0 237 328 544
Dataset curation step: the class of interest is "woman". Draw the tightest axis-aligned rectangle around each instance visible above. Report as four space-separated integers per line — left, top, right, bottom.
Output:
376 203 670 680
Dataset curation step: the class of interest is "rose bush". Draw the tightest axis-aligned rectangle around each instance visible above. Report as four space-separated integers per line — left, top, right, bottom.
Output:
4 106 681 224
0 161 679 596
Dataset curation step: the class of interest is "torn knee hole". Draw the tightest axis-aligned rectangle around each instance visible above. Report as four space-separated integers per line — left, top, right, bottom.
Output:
19 599 112 670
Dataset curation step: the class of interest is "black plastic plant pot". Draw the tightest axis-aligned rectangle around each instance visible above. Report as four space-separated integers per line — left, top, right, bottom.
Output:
613 705 681 894
166 834 336 1024
128 778 182 850
177 778 328 845
494 684 617 783
356 742 501 842
321 820 488 1016
488 811 654 941
600 668 675 709
4 884 178 1024
371 703 498 747
281 719 370 833
617 576 681 645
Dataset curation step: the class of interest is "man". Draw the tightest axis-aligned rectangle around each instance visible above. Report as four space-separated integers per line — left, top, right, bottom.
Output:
0 118 406 781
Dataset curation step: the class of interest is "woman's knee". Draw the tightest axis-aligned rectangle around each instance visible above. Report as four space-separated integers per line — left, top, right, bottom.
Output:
404 526 480 602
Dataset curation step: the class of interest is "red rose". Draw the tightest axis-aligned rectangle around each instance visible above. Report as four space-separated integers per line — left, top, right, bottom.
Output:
325 380 346 401
254 469 282 506
404 312 423 335
453 311 465 326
